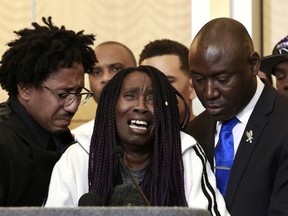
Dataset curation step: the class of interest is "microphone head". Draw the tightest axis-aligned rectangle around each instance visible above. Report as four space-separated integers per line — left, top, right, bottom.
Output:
78 193 102 206
112 145 124 157
109 184 146 206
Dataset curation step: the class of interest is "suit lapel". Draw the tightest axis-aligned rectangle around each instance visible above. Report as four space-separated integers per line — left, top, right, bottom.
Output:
225 84 276 207
206 115 217 167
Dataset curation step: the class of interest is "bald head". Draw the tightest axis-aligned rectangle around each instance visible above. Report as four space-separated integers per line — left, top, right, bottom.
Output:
96 41 137 66
191 18 254 59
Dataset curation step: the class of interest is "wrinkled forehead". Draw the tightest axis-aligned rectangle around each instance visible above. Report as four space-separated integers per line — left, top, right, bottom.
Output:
122 71 152 87
191 37 249 63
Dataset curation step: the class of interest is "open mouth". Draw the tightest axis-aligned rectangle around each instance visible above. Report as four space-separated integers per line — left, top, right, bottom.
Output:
128 119 148 131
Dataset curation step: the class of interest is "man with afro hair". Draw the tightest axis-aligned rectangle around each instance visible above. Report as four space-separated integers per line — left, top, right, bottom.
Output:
0 17 96 206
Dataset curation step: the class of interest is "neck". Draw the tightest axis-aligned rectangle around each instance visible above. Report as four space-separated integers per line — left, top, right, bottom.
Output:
123 151 151 170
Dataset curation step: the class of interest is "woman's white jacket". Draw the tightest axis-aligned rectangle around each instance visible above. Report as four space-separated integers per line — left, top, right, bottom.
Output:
45 131 230 216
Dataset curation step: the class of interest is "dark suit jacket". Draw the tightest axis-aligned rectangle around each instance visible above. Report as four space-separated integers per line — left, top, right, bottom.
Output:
0 100 74 206
186 83 288 216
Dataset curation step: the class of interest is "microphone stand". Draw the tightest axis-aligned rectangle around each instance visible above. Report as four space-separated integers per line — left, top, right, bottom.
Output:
113 146 151 206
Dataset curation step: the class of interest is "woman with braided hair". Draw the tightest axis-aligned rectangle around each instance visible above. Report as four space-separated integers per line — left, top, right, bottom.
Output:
45 65 229 216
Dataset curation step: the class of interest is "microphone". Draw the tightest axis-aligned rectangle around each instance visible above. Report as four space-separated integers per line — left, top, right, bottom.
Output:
109 184 146 206
78 193 102 206
112 145 151 206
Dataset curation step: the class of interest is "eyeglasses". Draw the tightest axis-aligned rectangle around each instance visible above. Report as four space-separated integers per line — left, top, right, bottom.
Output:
41 84 93 106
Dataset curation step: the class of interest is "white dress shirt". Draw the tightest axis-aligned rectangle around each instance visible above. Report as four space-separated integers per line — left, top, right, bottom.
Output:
214 76 264 157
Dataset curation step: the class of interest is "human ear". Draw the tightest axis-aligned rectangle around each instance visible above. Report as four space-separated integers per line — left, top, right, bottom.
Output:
17 83 33 101
188 78 197 100
249 51 260 76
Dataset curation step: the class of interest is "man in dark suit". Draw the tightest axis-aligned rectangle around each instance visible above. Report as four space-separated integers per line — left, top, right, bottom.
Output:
187 17 288 216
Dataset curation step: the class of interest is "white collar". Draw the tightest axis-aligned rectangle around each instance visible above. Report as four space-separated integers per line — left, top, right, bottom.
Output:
216 76 264 128
236 76 264 124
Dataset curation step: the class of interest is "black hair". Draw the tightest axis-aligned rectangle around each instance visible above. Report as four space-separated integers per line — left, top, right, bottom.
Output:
0 16 97 97
89 65 189 206
139 39 189 77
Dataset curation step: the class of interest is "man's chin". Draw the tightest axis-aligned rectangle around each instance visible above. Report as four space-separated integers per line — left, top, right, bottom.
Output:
49 122 70 133
50 127 68 134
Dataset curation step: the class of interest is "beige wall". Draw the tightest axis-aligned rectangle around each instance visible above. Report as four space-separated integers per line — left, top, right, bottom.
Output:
263 0 288 56
0 0 287 128
0 0 191 128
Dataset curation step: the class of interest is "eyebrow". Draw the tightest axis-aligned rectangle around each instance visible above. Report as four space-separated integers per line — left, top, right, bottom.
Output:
122 87 139 92
166 75 177 80
95 62 125 68
122 86 153 92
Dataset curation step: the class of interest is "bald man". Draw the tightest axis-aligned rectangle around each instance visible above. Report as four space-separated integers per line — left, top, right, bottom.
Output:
72 41 136 140
186 18 288 215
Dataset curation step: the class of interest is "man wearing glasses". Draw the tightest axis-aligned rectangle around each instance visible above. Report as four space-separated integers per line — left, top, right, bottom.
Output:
0 17 96 206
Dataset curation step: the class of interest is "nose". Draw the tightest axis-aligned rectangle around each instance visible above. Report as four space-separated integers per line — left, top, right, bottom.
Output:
204 79 219 100
101 71 114 85
133 96 149 114
63 96 80 113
